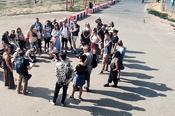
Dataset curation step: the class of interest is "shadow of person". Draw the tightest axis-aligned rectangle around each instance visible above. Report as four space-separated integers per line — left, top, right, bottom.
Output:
121 72 154 79
67 105 132 116
91 89 145 101
36 58 51 63
124 59 146 64
118 86 166 97
27 87 54 100
126 50 145 54
82 98 145 111
124 63 158 71
120 78 173 92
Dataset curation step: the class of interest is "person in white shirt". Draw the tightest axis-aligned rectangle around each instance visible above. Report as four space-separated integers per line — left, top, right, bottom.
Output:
61 22 70 53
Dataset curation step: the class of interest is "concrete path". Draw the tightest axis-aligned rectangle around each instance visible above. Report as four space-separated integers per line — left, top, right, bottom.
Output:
0 0 175 116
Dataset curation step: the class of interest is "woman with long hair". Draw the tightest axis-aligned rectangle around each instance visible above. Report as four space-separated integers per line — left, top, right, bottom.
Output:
2 46 15 89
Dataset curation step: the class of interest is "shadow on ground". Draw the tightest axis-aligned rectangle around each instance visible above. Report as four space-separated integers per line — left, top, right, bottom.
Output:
28 86 53 100
0 70 3 81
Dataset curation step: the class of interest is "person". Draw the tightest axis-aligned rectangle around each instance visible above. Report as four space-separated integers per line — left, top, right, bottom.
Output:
2 45 15 89
116 40 126 80
61 22 70 53
117 40 126 63
83 45 93 92
25 48 36 63
80 23 91 46
16 27 26 50
48 41 58 61
71 20 80 53
2 31 10 46
51 23 61 52
12 47 22 63
9 30 18 51
32 18 43 34
111 29 119 50
27 26 38 49
70 55 87 100
90 28 100 54
104 51 121 87
16 52 32 95
43 20 52 52
100 31 110 73
50 52 74 106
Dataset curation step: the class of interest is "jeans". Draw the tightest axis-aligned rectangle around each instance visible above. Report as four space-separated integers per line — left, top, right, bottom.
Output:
53 82 68 104
108 70 118 85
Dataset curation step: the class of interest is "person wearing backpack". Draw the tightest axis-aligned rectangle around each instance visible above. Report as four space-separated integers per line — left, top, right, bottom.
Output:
50 52 74 106
83 45 93 92
16 51 32 95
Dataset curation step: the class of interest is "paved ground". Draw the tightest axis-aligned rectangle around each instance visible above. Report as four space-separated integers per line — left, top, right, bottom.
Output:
0 0 175 116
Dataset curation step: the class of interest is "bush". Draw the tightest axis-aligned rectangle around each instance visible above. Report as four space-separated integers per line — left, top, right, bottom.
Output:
147 8 175 22
147 9 168 19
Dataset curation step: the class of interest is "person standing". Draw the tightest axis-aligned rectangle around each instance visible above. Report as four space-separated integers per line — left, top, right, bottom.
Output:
43 20 52 52
16 27 26 51
16 52 32 95
51 23 61 52
83 45 93 92
104 51 121 87
70 55 87 100
71 20 80 53
61 22 70 53
50 52 74 106
2 46 15 89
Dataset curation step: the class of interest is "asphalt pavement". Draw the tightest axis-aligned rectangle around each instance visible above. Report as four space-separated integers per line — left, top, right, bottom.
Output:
0 0 175 116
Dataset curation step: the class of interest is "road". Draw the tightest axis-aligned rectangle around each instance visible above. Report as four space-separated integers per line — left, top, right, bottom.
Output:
0 0 175 116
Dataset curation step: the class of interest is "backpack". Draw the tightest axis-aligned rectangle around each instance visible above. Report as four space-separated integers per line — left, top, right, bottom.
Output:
15 57 25 75
92 54 98 68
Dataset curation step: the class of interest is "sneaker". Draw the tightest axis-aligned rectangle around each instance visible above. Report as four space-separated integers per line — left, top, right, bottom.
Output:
111 84 118 88
49 100 55 105
70 96 74 99
104 83 109 87
86 87 90 92
60 102 65 107
99 71 103 74
78 97 83 101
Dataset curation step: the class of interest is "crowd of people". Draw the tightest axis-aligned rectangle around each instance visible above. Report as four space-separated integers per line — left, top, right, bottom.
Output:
0 17 126 106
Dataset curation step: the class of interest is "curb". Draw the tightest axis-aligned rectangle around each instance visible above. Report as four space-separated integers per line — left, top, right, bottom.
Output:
59 0 117 24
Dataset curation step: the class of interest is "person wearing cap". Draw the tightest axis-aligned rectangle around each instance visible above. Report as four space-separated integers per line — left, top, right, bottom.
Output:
71 20 80 54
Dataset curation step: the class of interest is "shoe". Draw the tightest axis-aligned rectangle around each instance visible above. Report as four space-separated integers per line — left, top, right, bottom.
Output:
86 88 90 92
78 97 83 101
99 71 103 74
60 102 65 107
49 100 55 105
104 83 109 87
111 85 118 88
70 96 74 99
117 78 120 81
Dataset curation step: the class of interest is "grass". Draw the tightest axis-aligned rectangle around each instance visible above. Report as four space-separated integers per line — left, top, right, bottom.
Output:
0 0 106 16
147 8 175 23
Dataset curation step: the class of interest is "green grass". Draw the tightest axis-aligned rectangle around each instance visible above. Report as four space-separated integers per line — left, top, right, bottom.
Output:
0 0 106 16
147 8 175 23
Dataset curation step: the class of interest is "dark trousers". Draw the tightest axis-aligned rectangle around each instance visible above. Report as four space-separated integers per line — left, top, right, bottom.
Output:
53 82 68 104
108 70 118 85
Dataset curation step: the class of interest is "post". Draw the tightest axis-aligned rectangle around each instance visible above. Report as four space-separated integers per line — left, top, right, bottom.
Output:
66 0 68 10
